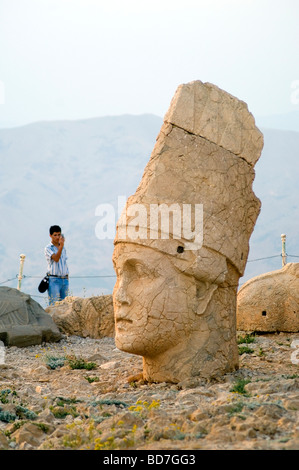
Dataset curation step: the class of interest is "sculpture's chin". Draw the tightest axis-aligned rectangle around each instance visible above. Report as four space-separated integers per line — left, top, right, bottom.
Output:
115 330 169 358
115 332 144 356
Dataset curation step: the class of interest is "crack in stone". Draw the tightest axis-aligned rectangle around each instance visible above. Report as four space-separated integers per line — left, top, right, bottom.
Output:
167 122 255 168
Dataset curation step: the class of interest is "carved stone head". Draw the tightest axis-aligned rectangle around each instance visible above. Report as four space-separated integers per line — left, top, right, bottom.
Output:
113 80 263 383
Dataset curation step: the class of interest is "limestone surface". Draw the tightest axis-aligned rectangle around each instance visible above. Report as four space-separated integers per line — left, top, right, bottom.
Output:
237 263 299 332
164 80 264 165
113 80 263 383
46 295 114 339
0 287 62 347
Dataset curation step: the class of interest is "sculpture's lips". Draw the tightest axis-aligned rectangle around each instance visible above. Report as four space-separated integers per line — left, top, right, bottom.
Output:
115 317 133 328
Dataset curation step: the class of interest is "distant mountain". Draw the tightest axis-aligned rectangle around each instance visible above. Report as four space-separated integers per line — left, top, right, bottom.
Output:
0 114 298 306
243 127 299 285
0 114 162 305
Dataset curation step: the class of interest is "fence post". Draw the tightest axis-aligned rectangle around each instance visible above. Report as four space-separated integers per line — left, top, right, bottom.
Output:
281 234 287 267
17 254 26 290
0 340 5 365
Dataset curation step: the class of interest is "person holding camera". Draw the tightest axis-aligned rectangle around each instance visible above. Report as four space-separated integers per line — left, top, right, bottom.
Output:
45 225 69 305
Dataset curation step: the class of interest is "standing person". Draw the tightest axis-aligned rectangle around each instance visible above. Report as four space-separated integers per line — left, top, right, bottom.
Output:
45 225 69 305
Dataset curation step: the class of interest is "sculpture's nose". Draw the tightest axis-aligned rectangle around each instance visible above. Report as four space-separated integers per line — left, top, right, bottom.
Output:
115 278 132 306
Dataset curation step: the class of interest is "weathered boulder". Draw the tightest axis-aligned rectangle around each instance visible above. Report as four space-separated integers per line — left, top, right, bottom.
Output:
46 295 114 338
113 80 263 383
0 286 62 347
0 431 9 450
237 263 299 332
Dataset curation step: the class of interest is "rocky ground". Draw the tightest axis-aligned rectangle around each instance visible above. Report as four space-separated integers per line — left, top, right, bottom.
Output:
0 331 298 451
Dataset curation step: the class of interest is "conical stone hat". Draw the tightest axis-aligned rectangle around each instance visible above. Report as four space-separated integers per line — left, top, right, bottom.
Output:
114 80 263 280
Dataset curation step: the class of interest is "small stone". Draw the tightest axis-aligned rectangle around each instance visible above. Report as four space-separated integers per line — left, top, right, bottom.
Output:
12 422 45 447
127 373 144 383
100 361 120 370
284 399 299 410
0 432 9 450
38 408 56 423
247 428 257 439
190 409 210 422
87 353 108 363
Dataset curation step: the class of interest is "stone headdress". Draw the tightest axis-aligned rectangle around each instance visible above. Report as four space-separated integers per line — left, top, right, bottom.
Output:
114 80 263 285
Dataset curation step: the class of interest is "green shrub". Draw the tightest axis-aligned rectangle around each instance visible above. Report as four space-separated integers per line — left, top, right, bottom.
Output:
15 405 37 420
55 397 82 406
237 334 255 344
85 376 99 383
230 378 251 395
44 355 66 369
0 389 11 404
67 356 97 370
238 346 254 355
90 399 129 408
227 401 244 415
0 410 17 422
50 405 78 419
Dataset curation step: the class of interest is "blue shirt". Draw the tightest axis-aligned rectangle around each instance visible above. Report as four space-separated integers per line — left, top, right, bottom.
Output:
45 243 69 276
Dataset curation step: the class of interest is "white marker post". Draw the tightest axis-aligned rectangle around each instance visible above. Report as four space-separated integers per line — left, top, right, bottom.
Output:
0 341 5 365
281 234 287 267
17 254 26 290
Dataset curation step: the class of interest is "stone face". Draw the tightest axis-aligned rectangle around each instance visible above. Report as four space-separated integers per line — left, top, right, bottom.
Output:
237 263 299 332
113 80 263 383
0 286 62 347
46 295 114 339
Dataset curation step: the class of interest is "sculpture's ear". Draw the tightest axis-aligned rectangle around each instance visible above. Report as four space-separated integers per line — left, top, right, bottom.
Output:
194 282 218 315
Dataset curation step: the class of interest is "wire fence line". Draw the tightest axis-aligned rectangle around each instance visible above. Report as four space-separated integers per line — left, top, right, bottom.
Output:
22 275 116 279
0 273 117 302
0 274 116 286
0 277 18 285
2 251 299 287
246 253 299 262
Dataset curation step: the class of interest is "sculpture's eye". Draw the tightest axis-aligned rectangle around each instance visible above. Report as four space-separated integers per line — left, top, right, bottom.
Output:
177 246 184 254
124 260 158 279
134 262 151 277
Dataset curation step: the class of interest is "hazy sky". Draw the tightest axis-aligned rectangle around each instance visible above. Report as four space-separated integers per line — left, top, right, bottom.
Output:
0 0 298 127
